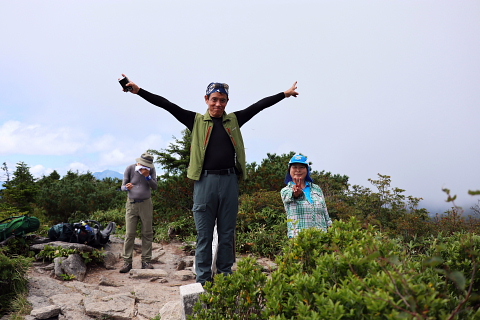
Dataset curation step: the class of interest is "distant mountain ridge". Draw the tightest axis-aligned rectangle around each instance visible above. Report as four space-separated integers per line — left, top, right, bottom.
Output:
93 170 123 180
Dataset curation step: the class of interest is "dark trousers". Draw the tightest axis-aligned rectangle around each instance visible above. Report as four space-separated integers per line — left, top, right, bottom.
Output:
193 173 238 284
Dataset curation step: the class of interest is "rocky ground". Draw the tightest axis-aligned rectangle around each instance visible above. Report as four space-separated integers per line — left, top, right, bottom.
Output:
21 236 198 320
1 235 276 320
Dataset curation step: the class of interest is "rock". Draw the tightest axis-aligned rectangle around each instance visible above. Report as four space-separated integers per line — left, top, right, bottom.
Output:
30 236 54 244
173 270 195 281
60 254 87 281
134 283 179 319
31 242 95 253
180 283 204 320
176 259 186 271
63 280 97 296
183 256 195 268
59 311 95 320
108 235 124 244
159 301 183 320
49 292 94 319
137 302 161 320
30 305 61 319
151 248 166 261
84 293 135 320
102 251 117 269
54 257 66 279
129 268 168 278
43 263 55 271
28 277 76 309
50 292 85 313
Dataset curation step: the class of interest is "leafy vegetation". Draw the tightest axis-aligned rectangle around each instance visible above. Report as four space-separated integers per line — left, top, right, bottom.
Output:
192 219 480 319
36 244 106 265
0 244 32 316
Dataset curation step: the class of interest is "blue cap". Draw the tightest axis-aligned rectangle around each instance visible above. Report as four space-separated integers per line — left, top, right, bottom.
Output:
285 154 314 184
289 154 308 165
206 82 229 96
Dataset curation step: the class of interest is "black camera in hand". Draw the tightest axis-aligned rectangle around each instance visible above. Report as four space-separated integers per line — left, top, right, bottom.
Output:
119 76 133 92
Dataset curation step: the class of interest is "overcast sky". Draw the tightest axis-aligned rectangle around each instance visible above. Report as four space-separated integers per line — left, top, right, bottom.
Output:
1 1 479 214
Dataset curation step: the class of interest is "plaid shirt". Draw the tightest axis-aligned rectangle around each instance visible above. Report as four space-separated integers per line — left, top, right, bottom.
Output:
281 182 332 238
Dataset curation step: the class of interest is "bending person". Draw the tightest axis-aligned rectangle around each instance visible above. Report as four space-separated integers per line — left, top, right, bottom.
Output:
119 152 158 273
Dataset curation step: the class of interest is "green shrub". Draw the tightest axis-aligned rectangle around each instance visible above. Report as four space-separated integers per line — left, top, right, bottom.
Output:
8 292 32 320
236 191 288 258
35 171 124 222
90 208 125 230
153 212 196 243
191 257 268 320
36 245 106 265
193 219 480 319
0 249 32 316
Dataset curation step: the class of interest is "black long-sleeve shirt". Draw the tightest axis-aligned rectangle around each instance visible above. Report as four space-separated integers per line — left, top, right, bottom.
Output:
137 89 285 170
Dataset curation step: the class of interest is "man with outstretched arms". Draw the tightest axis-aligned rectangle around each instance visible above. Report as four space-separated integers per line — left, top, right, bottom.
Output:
120 75 298 285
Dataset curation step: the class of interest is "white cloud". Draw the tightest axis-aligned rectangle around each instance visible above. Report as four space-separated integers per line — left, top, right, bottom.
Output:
30 164 53 178
68 162 90 173
0 120 87 155
98 149 130 168
0 120 167 172
89 134 117 153
94 134 166 168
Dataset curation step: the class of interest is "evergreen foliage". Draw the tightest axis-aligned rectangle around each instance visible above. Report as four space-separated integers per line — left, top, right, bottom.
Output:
148 128 192 179
35 171 124 222
0 162 38 213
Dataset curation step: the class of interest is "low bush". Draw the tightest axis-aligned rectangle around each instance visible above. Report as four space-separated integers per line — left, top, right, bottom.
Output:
153 212 196 243
236 191 288 258
36 245 106 265
191 257 268 320
90 208 125 231
193 218 480 319
0 249 32 317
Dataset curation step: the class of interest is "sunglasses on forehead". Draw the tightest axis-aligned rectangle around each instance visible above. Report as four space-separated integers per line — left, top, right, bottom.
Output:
206 82 229 95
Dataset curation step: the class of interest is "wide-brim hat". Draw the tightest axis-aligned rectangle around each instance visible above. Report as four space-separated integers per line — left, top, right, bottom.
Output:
136 152 154 168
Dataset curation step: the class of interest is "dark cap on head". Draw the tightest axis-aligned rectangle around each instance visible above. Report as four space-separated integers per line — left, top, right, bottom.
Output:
136 152 154 168
206 82 229 96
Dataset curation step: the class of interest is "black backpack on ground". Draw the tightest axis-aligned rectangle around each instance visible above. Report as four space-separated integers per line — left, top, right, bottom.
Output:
48 220 116 248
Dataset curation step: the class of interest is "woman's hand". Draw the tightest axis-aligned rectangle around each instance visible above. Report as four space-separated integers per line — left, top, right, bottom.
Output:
292 177 304 197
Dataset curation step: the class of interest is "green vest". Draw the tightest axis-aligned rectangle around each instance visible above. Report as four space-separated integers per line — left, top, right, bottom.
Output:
187 111 247 181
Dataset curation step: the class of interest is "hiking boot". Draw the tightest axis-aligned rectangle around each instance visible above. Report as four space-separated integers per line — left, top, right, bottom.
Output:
141 261 154 269
119 262 132 273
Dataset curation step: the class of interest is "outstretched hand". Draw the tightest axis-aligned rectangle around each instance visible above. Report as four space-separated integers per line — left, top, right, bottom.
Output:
284 81 299 98
120 74 140 94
